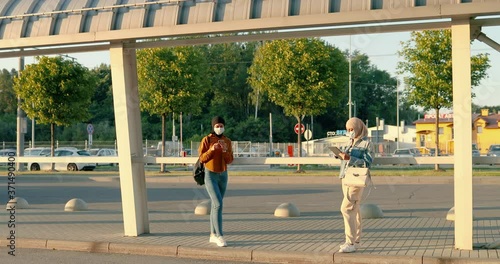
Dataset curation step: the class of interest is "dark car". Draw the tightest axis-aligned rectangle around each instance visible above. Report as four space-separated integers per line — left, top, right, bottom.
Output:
0 149 16 165
472 144 480 157
429 148 442 156
487 145 500 157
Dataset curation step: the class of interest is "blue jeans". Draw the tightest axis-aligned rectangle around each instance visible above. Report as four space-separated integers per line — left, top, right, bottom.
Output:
204 169 228 236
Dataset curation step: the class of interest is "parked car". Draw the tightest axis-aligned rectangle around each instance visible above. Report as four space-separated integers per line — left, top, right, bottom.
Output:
487 144 500 157
29 149 96 171
0 148 16 166
0 148 16 156
428 148 442 156
89 148 117 166
24 147 51 156
472 144 481 157
410 148 422 157
392 148 416 157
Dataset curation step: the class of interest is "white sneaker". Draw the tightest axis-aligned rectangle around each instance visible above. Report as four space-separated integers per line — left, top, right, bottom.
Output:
339 243 356 253
210 235 227 247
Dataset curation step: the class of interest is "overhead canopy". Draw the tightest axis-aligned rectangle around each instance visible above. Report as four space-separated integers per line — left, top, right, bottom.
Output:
0 0 499 57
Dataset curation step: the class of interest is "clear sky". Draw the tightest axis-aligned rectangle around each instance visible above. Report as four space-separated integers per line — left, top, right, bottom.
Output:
1 26 499 107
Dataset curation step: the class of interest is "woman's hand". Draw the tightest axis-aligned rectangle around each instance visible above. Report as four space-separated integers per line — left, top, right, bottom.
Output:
338 152 350 160
211 143 222 152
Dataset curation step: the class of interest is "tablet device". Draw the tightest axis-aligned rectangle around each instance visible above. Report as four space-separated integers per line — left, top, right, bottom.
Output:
329 146 343 159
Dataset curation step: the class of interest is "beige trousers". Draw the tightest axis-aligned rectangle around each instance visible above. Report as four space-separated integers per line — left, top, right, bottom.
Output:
340 182 364 244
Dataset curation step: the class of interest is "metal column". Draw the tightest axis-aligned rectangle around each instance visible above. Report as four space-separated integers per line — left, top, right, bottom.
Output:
451 19 473 250
110 43 150 236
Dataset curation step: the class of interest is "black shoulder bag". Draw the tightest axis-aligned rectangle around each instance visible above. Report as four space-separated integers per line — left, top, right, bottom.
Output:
193 136 208 186
193 158 205 186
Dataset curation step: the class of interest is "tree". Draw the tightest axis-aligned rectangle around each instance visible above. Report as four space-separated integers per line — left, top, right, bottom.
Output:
397 30 490 170
248 38 347 172
136 45 209 172
0 68 18 114
204 41 260 121
13 56 97 170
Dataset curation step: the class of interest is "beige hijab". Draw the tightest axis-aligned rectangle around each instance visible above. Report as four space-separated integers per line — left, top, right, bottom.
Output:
345 117 368 139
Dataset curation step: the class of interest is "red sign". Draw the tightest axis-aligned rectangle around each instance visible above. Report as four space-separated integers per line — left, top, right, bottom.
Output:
424 113 453 119
294 123 305 134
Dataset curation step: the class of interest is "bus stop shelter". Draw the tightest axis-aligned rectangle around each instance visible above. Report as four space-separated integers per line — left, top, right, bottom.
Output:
1 0 499 250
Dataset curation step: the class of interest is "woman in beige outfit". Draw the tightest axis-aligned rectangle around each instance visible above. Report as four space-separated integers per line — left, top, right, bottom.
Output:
336 117 373 253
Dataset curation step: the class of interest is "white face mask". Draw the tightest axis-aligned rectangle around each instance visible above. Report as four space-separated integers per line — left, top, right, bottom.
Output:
347 131 355 139
214 127 224 135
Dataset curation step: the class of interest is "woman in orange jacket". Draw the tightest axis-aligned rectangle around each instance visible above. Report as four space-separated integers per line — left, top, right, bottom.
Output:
198 116 234 247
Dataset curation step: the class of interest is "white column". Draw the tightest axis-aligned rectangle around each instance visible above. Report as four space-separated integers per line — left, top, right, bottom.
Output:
451 19 473 250
110 43 150 236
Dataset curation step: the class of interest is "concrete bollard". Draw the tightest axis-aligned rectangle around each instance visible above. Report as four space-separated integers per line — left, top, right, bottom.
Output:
446 207 455 221
64 198 88 212
6 197 29 209
274 202 300 217
194 200 211 215
446 207 475 221
360 204 383 219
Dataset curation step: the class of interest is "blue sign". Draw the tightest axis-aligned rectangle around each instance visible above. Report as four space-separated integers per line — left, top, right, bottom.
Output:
87 124 94 135
336 129 347 136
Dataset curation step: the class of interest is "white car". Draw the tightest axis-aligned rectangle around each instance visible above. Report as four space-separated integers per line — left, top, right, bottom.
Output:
89 148 118 166
29 149 96 171
392 148 417 157
24 147 51 157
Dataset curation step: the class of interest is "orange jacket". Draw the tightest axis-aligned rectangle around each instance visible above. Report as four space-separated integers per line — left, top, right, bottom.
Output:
198 133 234 173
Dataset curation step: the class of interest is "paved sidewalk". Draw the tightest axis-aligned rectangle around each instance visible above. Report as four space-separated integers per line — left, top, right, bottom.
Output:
3 175 500 263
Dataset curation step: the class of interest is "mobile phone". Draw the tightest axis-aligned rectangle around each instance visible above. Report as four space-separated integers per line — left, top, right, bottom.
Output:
329 146 343 159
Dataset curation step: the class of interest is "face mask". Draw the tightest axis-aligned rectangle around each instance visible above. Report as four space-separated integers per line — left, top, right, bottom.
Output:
214 127 224 135
347 131 355 139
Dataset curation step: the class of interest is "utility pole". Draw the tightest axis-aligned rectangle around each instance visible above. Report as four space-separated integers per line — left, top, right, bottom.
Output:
16 54 26 171
348 36 352 119
396 79 400 149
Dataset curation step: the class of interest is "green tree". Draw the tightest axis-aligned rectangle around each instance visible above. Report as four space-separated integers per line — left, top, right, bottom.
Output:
0 68 17 114
13 56 97 170
248 38 347 171
136 45 209 172
204 41 259 121
397 30 490 170
87 64 116 141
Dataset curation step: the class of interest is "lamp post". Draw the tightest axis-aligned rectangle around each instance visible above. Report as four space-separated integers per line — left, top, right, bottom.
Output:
348 36 352 118
16 54 26 171
396 79 400 150
32 103 35 148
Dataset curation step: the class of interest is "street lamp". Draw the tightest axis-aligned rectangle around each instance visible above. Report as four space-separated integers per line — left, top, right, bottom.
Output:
396 79 400 149
348 36 353 118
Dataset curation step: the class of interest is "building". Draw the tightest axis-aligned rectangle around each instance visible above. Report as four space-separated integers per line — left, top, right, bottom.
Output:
366 120 417 156
413 110 500 155
473 109 500 154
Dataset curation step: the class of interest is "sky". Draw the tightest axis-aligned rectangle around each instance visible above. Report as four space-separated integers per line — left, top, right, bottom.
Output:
1 26 499 108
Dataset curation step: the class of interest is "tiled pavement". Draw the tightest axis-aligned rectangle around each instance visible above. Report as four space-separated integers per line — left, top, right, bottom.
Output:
3 175 500 263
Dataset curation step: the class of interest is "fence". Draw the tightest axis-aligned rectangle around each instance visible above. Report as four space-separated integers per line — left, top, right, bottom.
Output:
0 139 457 158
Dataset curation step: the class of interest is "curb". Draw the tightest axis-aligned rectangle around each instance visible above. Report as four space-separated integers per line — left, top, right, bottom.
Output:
12 238 500 264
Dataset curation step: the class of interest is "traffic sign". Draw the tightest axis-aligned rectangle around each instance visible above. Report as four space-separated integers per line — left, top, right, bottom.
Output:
87 124 94 135
304 129 312 140
294 123 305 134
